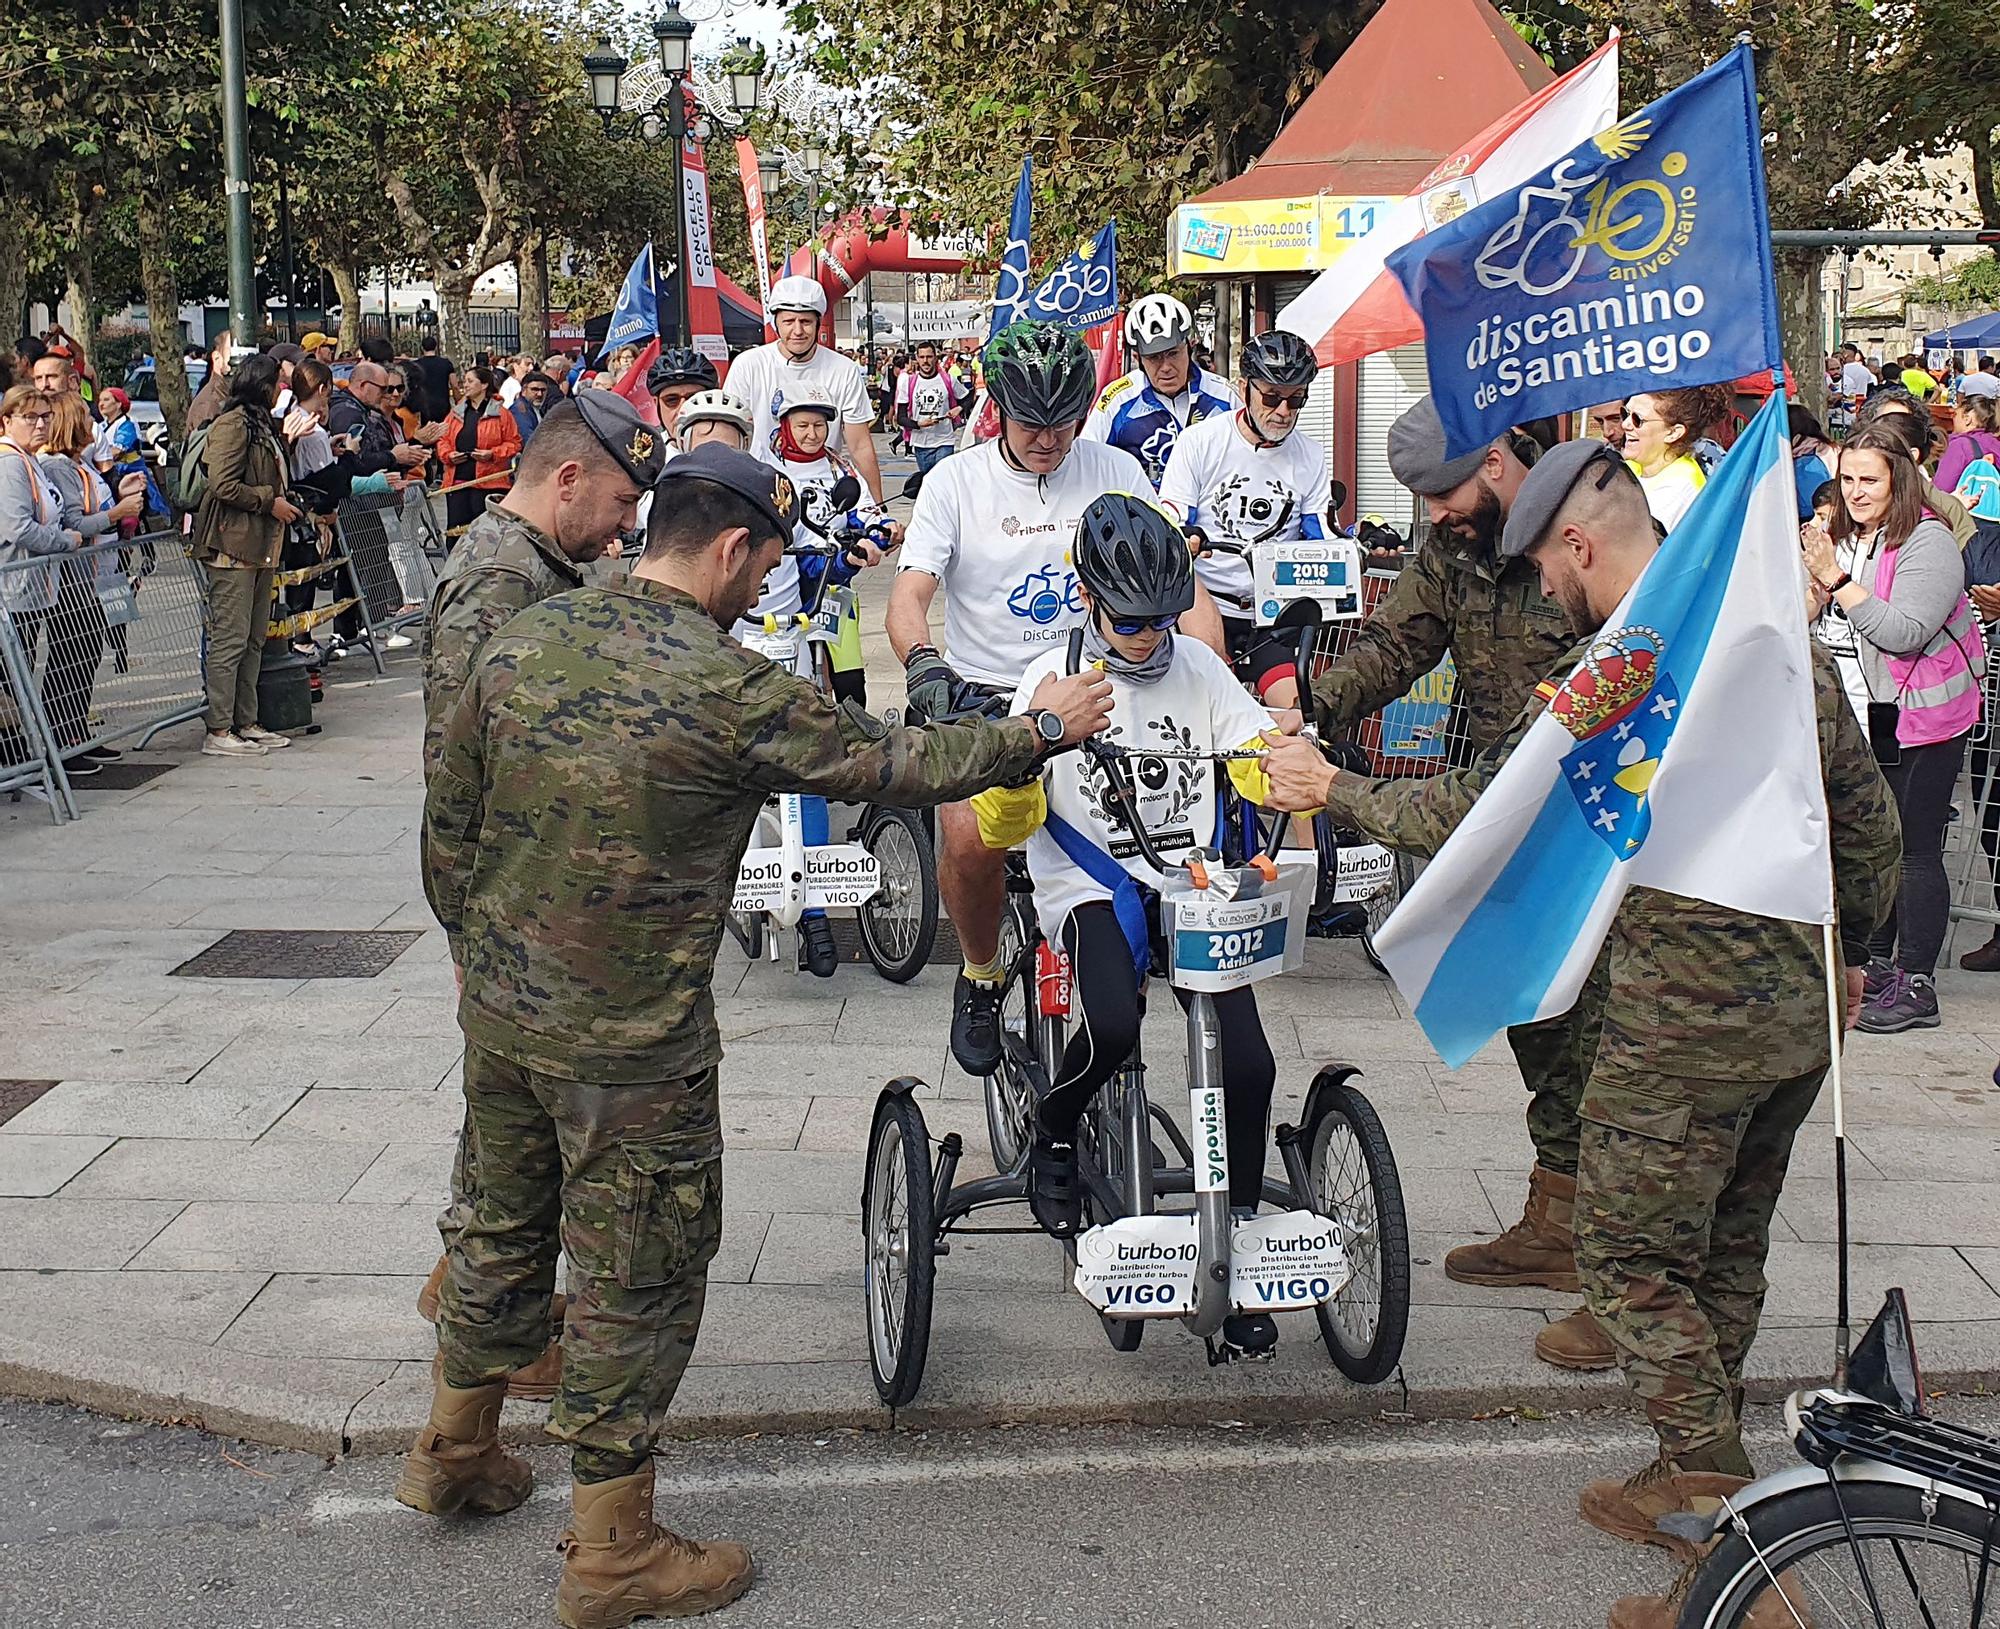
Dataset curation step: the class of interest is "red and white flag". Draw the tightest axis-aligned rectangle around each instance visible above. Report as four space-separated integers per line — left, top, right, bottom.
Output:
612 337 662 426
1277 35 1619 366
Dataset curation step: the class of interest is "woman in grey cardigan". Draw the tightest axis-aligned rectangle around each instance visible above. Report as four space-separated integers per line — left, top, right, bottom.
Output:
1806 420 1985 1034
40 391 143 761
0 383 86 771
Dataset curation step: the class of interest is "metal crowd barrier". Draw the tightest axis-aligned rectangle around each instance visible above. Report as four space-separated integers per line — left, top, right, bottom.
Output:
1307 565 1475 778
336 489 436 634
0 529 206 822
1945 655 2000 954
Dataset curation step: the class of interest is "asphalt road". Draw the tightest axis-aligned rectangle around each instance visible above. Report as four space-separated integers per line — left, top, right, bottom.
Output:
9 1393 1998 1629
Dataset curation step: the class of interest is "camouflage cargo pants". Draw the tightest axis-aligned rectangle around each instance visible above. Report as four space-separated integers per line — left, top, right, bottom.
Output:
1573 1057 1824 1467
437 1043 723 1483
1504 954 1607 1178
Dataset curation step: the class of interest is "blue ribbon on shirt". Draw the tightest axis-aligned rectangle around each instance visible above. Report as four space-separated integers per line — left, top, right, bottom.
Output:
1043 811 1151 986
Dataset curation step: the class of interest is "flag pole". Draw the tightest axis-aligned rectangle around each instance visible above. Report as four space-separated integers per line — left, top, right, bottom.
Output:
1822 918 1851 1386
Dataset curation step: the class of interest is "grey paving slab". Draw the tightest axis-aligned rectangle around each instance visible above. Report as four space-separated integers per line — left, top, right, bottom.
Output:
361 996 466 1039
688 1282 868 1366
63 1137 382 1203
1756 1241 2000 1326
1841 1124 2000 1184
0 994 178 1032
342 1144 450 1207
0 1026 234 1084
191 1032 462 1091
262 1087 463 1144
711 1211 771 1286
721 1149 865 1216
129 1200 440 1274
715 1094 809 1151
30 927 221 966
752 1210 1061 1293
0 1198 185 1269
0 1135 114 1198
1 1080 304 1141
1777 1177 2000 1247
721 1042 946 1100
219 1273 434 1363
1369 1110 1537 1172
0 1268 269 1344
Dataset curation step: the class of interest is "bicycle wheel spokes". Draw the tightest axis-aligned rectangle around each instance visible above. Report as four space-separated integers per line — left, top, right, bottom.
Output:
1313 1116 1381 1342
868 1127 909 1364
1772 1530 1984 1627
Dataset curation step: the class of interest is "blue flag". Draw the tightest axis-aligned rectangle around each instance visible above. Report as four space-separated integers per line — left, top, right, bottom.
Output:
988 160 1033 341
1024 219 1119 331
1387 44 1781 459
600 242 658 360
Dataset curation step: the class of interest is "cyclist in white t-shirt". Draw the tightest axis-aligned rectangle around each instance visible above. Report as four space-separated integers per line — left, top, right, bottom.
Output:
888 320 1224 1075
1159 328 1331 706
728 276 895 528
969 494 1292 1355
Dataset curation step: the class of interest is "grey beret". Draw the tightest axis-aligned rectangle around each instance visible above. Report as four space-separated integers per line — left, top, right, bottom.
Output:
570 389 667 488
1499 438 1631 559
1386 395 1491 496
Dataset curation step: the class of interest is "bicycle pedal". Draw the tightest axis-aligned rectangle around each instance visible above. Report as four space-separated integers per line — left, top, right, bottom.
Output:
1205 1336 1276 1368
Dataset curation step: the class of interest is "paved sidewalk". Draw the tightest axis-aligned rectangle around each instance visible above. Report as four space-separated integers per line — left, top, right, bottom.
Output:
5 580 2000 1456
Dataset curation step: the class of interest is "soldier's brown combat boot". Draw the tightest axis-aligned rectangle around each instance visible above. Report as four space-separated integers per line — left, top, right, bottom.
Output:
1535 1305 1618 1370
1608 1559 1814 1628
418 1256 567 1401
556 1468 754 1627
392 1379 533 1517
1580 1454 1753 1562
1444 1163 1582 1291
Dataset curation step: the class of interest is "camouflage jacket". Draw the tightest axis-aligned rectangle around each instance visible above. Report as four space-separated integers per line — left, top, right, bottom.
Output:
1324 642 1901 1082
1311 533 1576 755
424 576 1046 1084
420 500 583 780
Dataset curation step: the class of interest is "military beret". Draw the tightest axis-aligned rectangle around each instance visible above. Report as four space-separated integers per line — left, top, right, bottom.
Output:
1499 437 1632 559
1386 395 1492 497
657 443 799 544
571 389 668 488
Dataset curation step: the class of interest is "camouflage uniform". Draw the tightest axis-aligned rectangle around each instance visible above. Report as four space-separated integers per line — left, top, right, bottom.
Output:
1326 642 1900 1468
420 498 585 1252
1310 534 1591 1172
424 576 1044 1480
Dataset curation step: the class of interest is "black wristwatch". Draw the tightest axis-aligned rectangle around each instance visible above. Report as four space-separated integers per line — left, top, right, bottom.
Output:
1026 708 1066 752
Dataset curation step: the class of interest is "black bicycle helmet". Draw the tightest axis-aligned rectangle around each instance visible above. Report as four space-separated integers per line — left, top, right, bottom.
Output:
1072 493 1195 621
983 321 1098 428
1240 329 1318 391
647 346 719 395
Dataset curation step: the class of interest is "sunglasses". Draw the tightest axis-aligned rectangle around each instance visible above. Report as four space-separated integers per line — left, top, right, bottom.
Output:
1106 612 1178 636
1621 409 1656 426
1255 388 1309 410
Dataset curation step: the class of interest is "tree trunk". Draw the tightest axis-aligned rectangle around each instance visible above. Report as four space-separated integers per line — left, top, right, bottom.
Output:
134 188 190 445
330 261 361 353
0 197 30 351
437 272 474 366
63 185 99 380
1971 125 1999 260
1776 246 1828 419
517 231 549 360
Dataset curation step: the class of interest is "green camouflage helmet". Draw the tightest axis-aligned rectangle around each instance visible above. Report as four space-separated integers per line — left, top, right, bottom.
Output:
983 320 1098 427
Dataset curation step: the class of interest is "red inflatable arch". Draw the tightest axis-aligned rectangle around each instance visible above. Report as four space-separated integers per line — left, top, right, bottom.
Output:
782 209 974 343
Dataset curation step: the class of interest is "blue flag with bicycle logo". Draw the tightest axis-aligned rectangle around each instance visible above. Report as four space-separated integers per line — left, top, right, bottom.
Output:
1024 219 1120 331
1386 44 1781 460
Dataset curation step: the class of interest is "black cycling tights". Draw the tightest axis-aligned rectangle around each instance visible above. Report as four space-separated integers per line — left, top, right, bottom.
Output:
1036 902 1277 1210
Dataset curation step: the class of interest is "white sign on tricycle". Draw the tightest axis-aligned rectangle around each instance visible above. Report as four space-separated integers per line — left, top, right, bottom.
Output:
1072 1212 1200 1318
1331 843 1395 905
730 843 881 913
1229 1208 1352 1312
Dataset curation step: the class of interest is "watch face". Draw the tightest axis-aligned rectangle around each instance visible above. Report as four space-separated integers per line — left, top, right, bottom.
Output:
1037 709 1064 743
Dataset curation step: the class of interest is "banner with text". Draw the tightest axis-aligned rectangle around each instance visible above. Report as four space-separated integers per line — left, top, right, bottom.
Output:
679 90 728 369
1387 43 1780 459
735 137 776 341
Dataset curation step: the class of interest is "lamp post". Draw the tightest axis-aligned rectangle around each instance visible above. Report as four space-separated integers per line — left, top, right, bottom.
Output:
585 13 763 350
218 0 258 343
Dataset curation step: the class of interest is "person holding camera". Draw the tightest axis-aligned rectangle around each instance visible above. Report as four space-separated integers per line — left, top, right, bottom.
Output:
1806 422 1985 1033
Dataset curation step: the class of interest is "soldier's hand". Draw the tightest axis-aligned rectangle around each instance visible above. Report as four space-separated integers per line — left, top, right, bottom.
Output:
1844 966 1864 1030
1028 669 1114 745
1259 730 1337 811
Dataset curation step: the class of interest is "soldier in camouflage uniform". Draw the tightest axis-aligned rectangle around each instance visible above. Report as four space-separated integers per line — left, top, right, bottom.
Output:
413 391 662 1402
1309 398 1605 1347
1263 442 1899 1627
396 445 1113 1628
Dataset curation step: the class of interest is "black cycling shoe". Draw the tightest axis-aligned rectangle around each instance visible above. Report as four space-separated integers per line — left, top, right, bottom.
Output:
1027 1126 1080 1237
950 972 1004 1075
1220 1312 1279 1361
799 915 839 979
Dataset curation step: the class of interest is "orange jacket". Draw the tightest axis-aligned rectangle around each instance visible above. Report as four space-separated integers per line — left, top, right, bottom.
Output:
437 400 522 491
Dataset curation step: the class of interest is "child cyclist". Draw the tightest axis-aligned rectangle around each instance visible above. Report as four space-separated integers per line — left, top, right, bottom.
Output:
972 492 1298 1359
738 383 887 979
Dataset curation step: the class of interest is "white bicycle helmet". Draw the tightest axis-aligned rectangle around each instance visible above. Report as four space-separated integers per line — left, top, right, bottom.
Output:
677 388 753 438
776 382 839 420
768 275 828 317
1124 293 1193 358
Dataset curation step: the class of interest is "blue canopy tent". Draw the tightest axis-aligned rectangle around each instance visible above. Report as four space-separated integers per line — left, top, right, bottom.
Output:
1924 310 2000 351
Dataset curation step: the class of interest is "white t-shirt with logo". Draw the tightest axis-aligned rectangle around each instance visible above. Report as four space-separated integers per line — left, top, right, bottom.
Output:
728 342 874 463
898 369 961 450
899 438 1151 690
1157 411 1330 613
1007 638 1276 940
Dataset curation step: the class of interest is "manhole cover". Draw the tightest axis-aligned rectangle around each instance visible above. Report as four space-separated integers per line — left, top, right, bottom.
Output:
170 929 425 980
73 759 177 791
0 1081 57 1126
824 916 960 966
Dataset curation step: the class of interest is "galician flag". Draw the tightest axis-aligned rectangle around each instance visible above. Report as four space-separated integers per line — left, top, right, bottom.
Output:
1373 395 1833 1067
1275 35 1619 365
987 159 1033 341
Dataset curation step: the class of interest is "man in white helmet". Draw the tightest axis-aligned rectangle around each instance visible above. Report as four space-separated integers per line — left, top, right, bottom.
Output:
1081 293 1239 489
729 275 894 525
